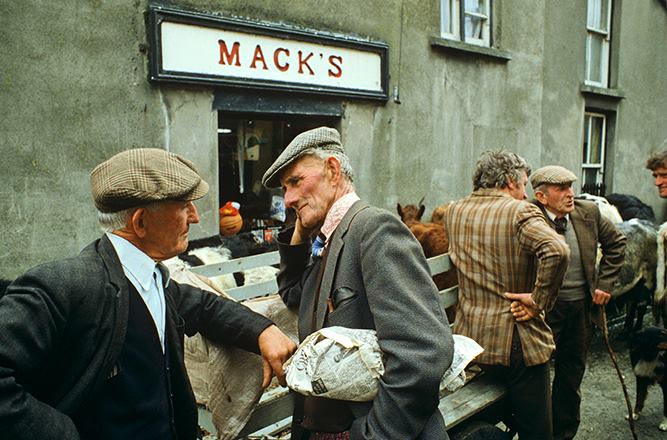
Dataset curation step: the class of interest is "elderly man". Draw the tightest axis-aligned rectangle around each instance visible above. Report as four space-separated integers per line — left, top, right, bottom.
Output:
646 141 667 198
0 148 296 440
262 127 454 440
442 150 570 440
530 165 626 440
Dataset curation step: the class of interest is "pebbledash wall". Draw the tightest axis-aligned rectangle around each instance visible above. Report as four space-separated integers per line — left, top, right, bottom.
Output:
1 0 666 278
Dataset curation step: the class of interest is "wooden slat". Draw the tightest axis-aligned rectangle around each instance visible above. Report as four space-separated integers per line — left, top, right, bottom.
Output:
439 286 459 309
427 253 454 275
439 374 508 429
226 279 279 301
238 393 295 437
191 251 280 277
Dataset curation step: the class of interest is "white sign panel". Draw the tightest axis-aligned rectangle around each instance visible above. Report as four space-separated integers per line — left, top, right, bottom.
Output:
149 8 388 100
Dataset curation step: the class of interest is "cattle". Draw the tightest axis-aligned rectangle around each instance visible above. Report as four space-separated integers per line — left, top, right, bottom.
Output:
397 201 458 321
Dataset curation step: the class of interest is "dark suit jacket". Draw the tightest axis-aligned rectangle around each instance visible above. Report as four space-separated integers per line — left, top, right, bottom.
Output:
535 199 626 327
0 235 272 440
277 200 454 440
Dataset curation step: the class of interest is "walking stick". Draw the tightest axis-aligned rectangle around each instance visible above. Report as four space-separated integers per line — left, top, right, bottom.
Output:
600 306 638 440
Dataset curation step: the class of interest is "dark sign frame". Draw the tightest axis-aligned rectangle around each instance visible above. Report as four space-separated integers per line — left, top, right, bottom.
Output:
147 6 389 101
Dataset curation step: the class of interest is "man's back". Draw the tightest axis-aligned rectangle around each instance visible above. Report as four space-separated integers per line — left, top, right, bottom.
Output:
444 188 569 367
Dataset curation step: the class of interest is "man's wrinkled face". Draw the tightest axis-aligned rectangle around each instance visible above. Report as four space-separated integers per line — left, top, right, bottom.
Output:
280 155 337 230
140 200 200 260
653 166 667 198
536 183 575 218
508 172 529 201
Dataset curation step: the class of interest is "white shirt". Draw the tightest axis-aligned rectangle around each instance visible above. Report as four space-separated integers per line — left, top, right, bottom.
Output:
107 233 168 352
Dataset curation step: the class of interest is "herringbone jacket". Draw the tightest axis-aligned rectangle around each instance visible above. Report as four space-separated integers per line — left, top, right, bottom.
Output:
443 189 570 366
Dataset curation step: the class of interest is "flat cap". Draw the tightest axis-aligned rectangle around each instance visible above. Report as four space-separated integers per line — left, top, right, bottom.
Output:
90 148 209 213
262 126 344 188
530 165 578 188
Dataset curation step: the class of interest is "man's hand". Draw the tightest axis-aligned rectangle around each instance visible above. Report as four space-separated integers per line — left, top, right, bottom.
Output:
592 288 612 305
290 217 318 245
505 292 540 322
257 325 297 388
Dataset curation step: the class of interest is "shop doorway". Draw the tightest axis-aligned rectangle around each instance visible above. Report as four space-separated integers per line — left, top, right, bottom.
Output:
217 113 339 240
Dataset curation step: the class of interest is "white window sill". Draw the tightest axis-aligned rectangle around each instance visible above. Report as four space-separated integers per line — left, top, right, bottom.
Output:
580 84 625 100
430 36 511 61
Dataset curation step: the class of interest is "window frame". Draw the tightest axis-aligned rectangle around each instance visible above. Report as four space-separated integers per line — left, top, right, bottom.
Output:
440 0 492 47
585 0 612 88
581 111 608 194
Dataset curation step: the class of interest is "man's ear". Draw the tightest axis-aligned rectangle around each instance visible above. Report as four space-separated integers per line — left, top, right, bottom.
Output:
129 208 148 238
324 157 342 182
534 190 548 205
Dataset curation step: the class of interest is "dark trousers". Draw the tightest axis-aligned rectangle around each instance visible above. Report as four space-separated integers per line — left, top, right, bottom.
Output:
547 299 592 440
479 327 553 440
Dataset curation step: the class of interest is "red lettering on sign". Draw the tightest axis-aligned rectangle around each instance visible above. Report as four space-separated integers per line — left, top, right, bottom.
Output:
218 40 241 66
250 45 269 70
274 48 290 72
328 55 343 78
298 51 315 75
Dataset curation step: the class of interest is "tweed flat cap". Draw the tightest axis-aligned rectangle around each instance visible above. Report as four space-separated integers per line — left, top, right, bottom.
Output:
90 148 209 213
530 165 578 188
262 127 344 188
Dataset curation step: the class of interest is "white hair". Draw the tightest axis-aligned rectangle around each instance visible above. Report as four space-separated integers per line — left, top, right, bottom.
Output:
300 147 355 183
97 202 163 232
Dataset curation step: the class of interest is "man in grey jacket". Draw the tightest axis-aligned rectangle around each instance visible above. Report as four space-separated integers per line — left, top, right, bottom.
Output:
0 148 296 440
262 126 454 440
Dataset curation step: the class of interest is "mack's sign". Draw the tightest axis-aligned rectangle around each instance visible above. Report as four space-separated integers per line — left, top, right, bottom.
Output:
148 7 389 100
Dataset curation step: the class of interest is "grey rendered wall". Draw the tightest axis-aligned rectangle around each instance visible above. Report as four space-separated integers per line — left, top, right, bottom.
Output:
0 1 219 278
541 0 667 219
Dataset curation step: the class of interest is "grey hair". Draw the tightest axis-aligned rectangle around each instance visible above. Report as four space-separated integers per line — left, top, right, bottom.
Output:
646 141 667 171
97 202 162 232
98 208 134 232
472 150 531 190
300 147 355 183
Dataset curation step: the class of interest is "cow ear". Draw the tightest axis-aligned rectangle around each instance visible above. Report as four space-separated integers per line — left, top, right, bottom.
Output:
418 205 425 220
397 203 403 217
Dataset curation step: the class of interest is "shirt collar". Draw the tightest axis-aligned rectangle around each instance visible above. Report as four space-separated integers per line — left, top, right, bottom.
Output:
543 208 570 223
320 192 360 242
106 233 169 289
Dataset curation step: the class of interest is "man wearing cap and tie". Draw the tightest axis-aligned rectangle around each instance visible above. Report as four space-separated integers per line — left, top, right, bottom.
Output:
263 127 454 440
442 150 569 440
529 165 625 440
0 148 296 440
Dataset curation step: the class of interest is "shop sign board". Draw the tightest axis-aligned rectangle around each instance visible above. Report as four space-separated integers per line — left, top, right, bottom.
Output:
148 7 388 100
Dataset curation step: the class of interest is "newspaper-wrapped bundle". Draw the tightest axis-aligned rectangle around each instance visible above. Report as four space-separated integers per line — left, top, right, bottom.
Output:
440 334 485 392
283 327 385 401
285 327 483 401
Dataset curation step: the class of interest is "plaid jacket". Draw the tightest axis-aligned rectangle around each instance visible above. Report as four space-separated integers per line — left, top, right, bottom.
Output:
444 189 570 366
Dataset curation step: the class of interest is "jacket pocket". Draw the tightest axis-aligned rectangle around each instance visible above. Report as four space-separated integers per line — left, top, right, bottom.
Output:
325 287 365 327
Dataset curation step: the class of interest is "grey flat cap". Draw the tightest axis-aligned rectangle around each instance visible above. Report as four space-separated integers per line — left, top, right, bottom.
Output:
90 148 209 213
530 165 578 188
262 126 344 188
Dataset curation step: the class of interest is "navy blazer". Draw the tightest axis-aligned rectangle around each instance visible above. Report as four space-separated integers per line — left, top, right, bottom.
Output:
0 235 272 440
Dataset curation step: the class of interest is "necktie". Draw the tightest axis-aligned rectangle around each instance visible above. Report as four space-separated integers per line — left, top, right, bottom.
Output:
554 217 567 235
312 234 326 258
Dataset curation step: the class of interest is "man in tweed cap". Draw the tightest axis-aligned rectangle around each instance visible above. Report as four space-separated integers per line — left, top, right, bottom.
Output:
441 151 570 440
530 165 625 440
0 148 296 440
264 127 454 440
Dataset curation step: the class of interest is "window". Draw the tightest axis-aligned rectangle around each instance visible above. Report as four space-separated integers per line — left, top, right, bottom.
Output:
441 0 492 47
581 112 607 195
585 0 612 87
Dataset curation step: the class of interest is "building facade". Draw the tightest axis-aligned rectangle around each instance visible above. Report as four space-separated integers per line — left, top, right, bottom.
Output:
2 0 666 278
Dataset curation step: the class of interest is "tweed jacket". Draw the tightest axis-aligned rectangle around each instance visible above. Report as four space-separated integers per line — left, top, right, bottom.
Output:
277 200 454 440
443 189 570 366
535 199 626 327
0 235 272 440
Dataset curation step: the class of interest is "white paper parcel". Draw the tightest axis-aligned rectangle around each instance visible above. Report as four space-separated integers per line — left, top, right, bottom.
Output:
284 326 483 401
